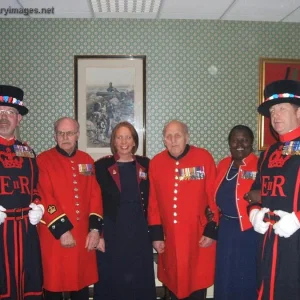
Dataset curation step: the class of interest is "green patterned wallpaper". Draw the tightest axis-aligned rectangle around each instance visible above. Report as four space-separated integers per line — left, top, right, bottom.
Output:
0 19 300 161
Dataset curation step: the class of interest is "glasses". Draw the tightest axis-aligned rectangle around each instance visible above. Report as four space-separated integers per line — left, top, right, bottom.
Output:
0 110 18 117
56 131 78 138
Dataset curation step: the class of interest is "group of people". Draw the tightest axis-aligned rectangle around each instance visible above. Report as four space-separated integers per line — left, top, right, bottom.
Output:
0 78 299 300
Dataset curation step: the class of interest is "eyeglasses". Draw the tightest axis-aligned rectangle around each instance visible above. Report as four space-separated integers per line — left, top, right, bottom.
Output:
0 110 18 116
56 131 78 138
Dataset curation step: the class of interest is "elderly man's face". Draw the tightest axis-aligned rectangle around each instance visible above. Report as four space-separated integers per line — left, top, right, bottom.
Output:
269 103 300 135
164 121 189 158
54 119 79 155
0 106 22 139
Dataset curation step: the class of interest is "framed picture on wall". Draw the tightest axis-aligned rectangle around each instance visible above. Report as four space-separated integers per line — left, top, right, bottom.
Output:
258 57 300 150
74 55 146 160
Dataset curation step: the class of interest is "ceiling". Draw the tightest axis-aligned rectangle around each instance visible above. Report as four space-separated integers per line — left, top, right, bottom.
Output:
1 0 300 22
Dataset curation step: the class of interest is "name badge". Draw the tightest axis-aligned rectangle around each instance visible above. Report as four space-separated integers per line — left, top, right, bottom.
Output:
178 166 205 180
78 164 93 176
14 145 34 158
241 170 257 180
282 141 300 156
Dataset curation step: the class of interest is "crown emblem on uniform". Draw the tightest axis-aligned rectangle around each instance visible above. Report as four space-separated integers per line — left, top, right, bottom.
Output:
47 205 57 215
268 146 290 168
0 148 23 168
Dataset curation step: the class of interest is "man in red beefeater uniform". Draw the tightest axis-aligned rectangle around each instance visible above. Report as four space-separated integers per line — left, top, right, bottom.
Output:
248 80 300 300
37 117 104 300
148 120 218 300
0 85 44 300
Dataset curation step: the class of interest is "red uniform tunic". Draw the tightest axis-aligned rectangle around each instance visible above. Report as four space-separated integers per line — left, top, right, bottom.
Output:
37 147 103 292
148 145 218 298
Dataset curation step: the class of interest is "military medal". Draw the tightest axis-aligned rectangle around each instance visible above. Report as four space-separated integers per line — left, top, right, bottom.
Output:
178 166 205 180
78 163 93 175
241 170 257 180
282 141 300 155
139 169 147 180
14 145 34 158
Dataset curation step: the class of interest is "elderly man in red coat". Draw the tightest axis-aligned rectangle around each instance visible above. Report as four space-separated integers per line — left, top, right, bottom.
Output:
37 117 104 300
148 120 218 300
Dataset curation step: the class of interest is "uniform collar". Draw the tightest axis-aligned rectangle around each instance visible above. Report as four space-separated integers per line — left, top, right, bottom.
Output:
0 135 15 146
232 152 256 167
279 127 300 142
168 144 190 160
55 144 76 157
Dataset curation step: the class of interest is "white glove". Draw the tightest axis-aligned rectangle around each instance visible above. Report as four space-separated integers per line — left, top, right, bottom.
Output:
29 203 44 225
249 207 270 234
0 205 7 225
273 210 300 238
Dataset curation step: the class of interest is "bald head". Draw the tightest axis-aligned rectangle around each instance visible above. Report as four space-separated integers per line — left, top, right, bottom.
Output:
163 120 189 137
163 120 190 158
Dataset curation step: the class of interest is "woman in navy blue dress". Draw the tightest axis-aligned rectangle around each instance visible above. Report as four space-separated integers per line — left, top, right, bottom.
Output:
213 125 259 300
93 121 156 300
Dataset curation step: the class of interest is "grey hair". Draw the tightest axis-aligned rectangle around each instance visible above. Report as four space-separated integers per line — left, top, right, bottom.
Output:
54 117 80 133
162 120 189 137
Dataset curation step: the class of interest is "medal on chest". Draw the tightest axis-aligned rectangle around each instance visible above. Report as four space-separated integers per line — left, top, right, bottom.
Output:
178 166 205 180
282 141 300 156
13 145 34 158
78 163 93 175
241 170 257 180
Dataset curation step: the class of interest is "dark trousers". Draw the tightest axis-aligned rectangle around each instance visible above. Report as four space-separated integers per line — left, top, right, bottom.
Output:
44 287 89 300
170 289 207 300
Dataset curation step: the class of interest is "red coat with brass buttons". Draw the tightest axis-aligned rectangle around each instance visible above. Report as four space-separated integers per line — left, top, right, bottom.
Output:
37 147 103 291
148 145 218 298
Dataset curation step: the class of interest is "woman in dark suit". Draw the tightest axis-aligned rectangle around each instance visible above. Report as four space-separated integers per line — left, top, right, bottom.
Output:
93 121 156 300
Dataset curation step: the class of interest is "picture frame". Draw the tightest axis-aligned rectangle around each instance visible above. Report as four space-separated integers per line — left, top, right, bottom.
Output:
74 55 146 160
258 57 300 150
